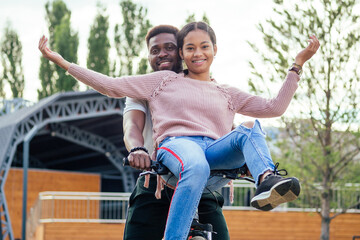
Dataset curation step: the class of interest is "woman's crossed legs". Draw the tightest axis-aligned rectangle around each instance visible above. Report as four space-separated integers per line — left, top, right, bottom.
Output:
157 120 300 240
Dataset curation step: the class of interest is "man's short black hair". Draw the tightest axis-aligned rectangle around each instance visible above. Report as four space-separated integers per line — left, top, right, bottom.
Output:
145 25 179 48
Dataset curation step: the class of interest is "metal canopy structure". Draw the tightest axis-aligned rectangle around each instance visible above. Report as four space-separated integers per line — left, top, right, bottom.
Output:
0 90 136 240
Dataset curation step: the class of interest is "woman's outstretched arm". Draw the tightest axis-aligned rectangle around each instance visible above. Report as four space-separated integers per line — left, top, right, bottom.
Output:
38 35 71 71
38 35 164 100
231 35 320 117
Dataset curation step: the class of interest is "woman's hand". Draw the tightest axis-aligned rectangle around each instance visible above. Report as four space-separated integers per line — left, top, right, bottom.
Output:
38 35 70 71
294 34 320 67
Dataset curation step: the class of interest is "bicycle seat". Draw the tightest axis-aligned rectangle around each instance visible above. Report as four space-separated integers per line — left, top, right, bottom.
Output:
159 170 232 192
160 164 254 190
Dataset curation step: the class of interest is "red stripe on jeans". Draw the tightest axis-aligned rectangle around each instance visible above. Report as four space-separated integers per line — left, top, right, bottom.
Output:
158 146 184 229
158 147 185 178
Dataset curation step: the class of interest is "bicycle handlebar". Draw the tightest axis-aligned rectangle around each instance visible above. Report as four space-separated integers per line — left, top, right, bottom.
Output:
123 156 255 183
123 157 170 175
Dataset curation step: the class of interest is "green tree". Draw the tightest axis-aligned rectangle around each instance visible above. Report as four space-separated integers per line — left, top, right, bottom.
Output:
0 73 4 98
0 22 25 98
38 0 70 99
54 14 79 92
87 3 110 75
38 0 78 99
248 1 360 239
38 56 54 98
185 13 196 23
113 0 151 76
185 12 210 24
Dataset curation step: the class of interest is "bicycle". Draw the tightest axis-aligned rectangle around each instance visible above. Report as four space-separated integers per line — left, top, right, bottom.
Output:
123 157 254 240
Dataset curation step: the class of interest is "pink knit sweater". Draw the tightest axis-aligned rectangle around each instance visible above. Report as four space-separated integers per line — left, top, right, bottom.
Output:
68 64 299 148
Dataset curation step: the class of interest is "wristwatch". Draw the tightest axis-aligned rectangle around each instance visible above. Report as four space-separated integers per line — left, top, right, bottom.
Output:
288 63 303 77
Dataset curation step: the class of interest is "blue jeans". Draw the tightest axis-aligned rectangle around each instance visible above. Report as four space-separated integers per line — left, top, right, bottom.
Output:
157 120 275 240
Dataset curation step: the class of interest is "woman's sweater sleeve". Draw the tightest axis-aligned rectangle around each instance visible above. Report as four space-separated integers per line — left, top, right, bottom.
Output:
228 72 299 118
67 63 165 100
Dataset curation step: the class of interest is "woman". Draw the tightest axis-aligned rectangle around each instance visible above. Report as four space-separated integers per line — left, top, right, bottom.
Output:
39 21 319 240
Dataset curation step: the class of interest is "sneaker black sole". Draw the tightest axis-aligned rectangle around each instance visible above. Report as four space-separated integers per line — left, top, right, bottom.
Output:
250 177 300 211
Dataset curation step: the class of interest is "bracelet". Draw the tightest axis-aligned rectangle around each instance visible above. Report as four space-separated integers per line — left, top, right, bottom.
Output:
292 62 302 70
129 146 149 154
288 63 303 77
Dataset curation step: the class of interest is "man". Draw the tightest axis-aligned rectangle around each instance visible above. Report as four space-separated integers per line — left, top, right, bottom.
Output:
122 25 230 240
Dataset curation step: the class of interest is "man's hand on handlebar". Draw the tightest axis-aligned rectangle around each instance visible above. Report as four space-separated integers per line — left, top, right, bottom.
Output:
128 150 151 170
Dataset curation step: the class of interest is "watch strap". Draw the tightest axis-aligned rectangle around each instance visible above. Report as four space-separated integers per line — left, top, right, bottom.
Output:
288 63 303 76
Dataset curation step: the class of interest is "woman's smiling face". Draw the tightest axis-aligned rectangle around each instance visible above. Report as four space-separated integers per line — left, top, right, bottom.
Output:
180 29 217 80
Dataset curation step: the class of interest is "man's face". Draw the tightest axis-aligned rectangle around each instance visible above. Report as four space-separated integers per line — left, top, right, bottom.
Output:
148 33 181 72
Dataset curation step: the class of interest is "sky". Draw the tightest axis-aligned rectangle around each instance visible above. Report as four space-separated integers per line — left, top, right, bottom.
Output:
0 0 280 124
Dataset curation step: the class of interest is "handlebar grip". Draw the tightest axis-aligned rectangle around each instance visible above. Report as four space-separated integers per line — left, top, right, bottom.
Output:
123 156 169 175
123 157 130 166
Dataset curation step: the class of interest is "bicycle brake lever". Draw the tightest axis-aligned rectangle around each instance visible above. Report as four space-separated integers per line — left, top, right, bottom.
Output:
138 162 170 176
139 171 157 176
150 160 170 175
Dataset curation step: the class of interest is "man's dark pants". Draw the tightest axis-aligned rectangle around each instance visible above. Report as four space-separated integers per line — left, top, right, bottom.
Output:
123 174 230 240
